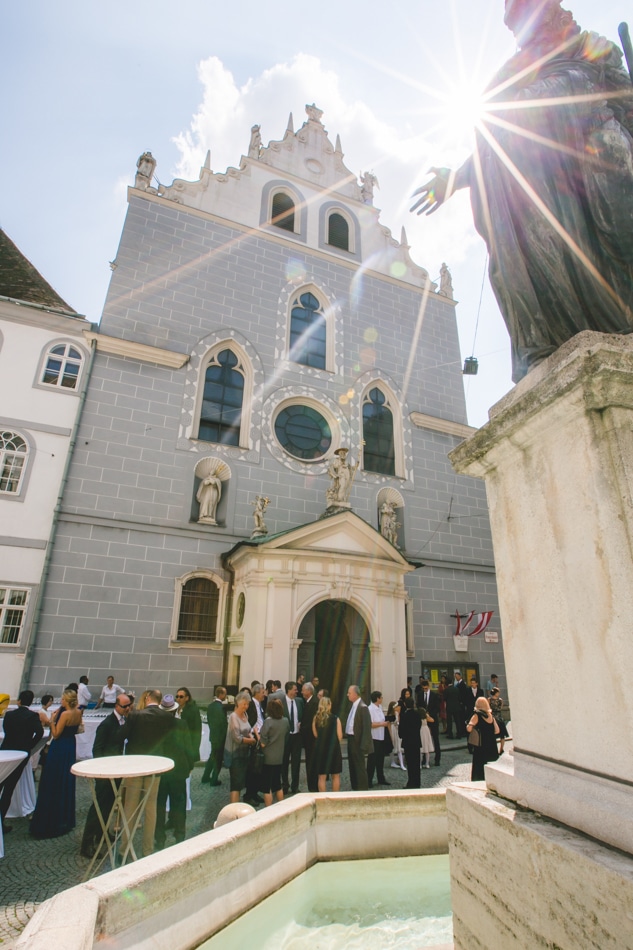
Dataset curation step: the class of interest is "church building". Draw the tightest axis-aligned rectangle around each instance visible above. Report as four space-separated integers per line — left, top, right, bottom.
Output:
25 106 503 708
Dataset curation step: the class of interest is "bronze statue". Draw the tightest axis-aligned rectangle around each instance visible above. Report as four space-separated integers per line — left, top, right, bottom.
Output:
412 1 633 382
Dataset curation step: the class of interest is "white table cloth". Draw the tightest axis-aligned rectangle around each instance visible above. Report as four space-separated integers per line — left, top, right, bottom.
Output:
0 750 27 858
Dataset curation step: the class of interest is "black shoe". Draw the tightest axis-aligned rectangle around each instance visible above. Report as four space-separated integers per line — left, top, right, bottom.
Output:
243 797 261 807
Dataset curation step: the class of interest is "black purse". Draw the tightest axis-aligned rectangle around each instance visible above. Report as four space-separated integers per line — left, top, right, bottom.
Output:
467 726 481 753
252 742 265 774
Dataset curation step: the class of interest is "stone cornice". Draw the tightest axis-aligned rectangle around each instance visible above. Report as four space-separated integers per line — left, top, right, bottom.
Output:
410 411 477 439
83 331 189 368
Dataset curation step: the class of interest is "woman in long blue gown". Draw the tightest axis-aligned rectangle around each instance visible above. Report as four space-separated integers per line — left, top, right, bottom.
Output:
30 688 82 838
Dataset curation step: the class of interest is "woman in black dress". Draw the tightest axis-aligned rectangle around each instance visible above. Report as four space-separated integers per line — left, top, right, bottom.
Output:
398 698 422 788
312 697 343 791
467 697 500 781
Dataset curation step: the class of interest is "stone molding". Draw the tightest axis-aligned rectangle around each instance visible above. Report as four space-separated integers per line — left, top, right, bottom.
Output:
83 331 189 368
410 411 477 440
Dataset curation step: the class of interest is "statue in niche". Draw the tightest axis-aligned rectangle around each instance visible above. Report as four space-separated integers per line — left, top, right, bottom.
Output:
305 103 324 123
439 263 454 299
248 125 262 159
196 473 222 525
411 0 633 383
251 495 270 536
380 501 400 547
135 151 156 191
326 448 358 509
360 171 379 205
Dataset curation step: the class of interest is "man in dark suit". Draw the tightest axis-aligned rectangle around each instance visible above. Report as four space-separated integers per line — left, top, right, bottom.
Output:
417 679 441 767
201 686 228 785
0 690 43 831
463 677 485 725
300 682 319 792
120 689 176 857
244 683 266 806
344 684 373 790
281 681 303 795
79 692 132 857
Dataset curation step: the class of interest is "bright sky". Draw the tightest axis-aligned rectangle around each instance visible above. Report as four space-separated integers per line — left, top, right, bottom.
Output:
1 0 628 426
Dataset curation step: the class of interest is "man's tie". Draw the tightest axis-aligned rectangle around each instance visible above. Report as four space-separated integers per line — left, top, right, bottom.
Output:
289 700 295 731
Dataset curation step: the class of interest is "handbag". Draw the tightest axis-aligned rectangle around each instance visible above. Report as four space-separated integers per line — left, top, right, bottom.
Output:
223 746 233 769
467 726 481 752
252 742 265 775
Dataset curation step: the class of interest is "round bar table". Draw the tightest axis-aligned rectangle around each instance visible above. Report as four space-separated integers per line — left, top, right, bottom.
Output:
72 754 173 878
0 750 28 858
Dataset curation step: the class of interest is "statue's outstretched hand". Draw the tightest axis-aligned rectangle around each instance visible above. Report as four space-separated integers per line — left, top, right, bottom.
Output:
410 167 453 215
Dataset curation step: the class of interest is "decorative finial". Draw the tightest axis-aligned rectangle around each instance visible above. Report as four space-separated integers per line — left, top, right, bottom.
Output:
400 226 409 247
286 112 294 134
203 150 211 170
305 103 324 123
335 134 343 155
248 125 262 159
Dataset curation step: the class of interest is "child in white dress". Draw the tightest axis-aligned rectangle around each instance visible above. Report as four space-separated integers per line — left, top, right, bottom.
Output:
419 707 435 769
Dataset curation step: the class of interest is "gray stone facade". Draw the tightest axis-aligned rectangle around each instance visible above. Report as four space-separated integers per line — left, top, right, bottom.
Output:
27 115 503 701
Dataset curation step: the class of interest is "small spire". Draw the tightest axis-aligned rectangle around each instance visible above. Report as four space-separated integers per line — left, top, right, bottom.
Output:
335 134 343 155
286 112 294 133
400 226 409 247
203 150 211 170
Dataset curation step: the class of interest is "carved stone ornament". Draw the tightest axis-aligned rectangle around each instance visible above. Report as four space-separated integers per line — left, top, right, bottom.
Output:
135 151 157 192
305 103 324 124
194 457 231 525
326 447 359 510
251 495 270 537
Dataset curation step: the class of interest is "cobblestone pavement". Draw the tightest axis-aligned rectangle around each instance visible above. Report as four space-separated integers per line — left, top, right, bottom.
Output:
0 744 477 947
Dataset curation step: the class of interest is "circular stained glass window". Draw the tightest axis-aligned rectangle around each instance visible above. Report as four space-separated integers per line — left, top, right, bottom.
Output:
274 404 332 460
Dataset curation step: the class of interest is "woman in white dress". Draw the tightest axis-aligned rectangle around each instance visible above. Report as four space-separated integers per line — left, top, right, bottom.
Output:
419 706 435 769
385 701 405 770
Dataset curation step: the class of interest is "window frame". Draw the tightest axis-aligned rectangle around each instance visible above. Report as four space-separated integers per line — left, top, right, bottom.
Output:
259 180 307 243
360 382 405 479
34 338 88 395
272 396 341 464
193 342 253 450
0 586 31 647
169 571 227 650
318 202 361 260
286 285 335 374
0 430 30 496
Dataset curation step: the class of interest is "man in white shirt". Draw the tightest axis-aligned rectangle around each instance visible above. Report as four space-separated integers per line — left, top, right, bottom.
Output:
96 675 124 709
77 675 91 709
367 690 390 787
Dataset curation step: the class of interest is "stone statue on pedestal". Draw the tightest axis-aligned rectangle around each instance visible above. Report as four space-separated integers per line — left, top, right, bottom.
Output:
135 152 156 191
248 125 262 159
411 0 633 383
196 474 222 524
379 501 400 547
251 495 270 537
439 263 453 300
360 172 379 205
326 448 358 509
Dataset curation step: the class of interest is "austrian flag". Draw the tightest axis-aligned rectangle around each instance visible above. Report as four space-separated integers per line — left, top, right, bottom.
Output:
455 610 494 637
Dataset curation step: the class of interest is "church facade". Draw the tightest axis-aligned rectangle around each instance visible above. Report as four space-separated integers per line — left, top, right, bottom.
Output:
26 106 503 706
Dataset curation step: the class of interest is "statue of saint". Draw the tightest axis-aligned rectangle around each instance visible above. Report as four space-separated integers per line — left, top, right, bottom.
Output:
251 495 270 535
360 171 379 205
380 501 400 547
439 263 453 299
411 1 633 382
326 448 358 509
196 474 222 524
248 125 262 159
135 151 156 191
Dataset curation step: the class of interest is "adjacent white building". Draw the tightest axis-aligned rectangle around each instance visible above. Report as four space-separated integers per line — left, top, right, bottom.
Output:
0 230 92 697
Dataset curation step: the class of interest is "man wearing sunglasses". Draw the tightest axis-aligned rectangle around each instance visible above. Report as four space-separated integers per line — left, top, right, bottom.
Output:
79 693 132 858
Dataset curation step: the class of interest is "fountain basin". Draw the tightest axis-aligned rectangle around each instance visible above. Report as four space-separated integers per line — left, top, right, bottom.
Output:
18 790 448 950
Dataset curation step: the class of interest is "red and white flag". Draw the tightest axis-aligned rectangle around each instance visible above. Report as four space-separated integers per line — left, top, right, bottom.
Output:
455 610 474 637
465 611 494 638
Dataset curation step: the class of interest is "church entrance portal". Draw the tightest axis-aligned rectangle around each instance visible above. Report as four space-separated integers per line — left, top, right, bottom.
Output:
296 600 370 714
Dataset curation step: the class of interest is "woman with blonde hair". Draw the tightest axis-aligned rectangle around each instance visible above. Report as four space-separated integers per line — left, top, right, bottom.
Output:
466 697 499 782
312 696 343 791
30 689 83 838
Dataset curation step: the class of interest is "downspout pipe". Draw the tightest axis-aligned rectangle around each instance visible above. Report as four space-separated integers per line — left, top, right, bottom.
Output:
19 334 97 692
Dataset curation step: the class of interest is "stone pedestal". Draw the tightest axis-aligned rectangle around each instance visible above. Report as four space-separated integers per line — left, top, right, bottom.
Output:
450 332 633 854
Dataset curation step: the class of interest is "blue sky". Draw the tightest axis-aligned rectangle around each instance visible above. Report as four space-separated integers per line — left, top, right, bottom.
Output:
1 0 628 425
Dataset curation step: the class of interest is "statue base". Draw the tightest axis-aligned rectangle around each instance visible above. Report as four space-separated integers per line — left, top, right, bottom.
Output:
250 528 268 539
198 516 218 526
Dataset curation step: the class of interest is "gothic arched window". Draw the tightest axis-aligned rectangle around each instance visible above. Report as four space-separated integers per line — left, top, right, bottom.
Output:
327 212 349 251
271 192 295 232
289 292 326 369
198 349 245 446
0 431 29 494
362 388 396 476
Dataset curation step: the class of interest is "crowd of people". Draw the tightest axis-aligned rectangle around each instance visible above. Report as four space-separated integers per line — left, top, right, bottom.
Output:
0 669 509 858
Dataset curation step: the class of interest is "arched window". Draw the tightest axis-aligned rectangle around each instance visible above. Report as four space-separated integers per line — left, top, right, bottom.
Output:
41 343 83 389
271 192 295 232
362 388 395 476
0 431 28 494
327 213 349 251
289 292 326 369
176 576 220 643
198 349 245 445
